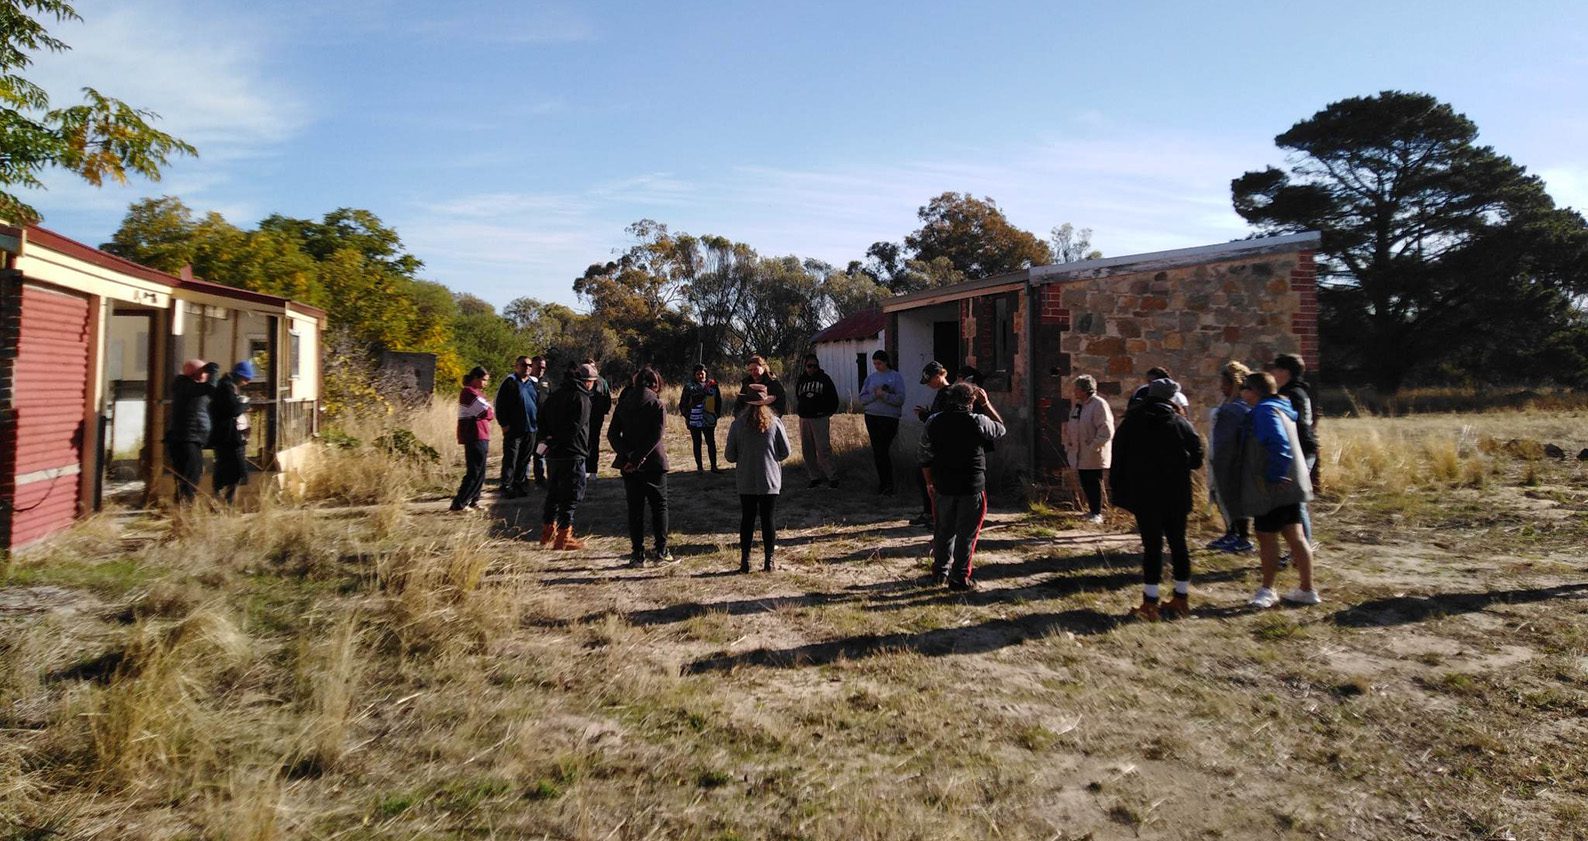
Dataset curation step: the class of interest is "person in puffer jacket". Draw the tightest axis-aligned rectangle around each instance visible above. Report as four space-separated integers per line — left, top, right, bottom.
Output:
165 358 216 505
1233 371 1318 608
1110 378 1204 621
450 366 494 512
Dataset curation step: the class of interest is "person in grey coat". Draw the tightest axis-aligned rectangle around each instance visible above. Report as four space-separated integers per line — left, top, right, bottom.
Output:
725 383 791 573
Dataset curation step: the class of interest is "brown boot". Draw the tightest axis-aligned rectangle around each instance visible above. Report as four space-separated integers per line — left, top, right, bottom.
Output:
1161 594 1190 620
538 523 556 546
553 525 584 551
1129 600 1161 622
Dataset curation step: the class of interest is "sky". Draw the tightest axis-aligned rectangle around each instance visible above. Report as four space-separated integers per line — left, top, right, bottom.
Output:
18 0 1588 311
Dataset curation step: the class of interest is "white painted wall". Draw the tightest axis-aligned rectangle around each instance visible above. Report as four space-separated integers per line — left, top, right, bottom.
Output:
894 302 957 429
814 331 884 411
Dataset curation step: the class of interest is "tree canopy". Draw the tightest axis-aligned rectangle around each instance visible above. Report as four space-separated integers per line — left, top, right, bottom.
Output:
1 0 195 222
1233 90 1588 391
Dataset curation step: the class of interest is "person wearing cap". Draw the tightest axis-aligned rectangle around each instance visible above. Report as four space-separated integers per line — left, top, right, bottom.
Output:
209 360 255 504
794 353 840 488
538 362 597 548
910 360 953 527
858 349 906 494
1063 374 1114 525
582 357 613 478
734 355 788 417
680 363 723 472
496 355 539 498
450 366 495 513
1109 377 1205 620
608 366 672 567
1268 353 1319 545
918 382 1006 591
164 358 216 504
725 383 791 573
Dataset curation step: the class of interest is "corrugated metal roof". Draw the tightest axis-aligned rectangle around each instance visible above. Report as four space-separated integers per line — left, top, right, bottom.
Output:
811 307 886 343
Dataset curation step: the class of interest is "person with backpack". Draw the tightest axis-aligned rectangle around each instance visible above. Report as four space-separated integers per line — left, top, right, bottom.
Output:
1234 372 1319 607
1110 378 1206 620
1269 353 1319 545
680 364 723 473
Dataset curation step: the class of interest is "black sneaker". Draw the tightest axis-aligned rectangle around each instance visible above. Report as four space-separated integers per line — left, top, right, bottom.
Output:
909 513 932 527
649 548 677 565
627 551 646 568
947 578 977 592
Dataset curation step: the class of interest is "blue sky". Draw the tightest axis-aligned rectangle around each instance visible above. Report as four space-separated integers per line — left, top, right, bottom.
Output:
20 0 1588 310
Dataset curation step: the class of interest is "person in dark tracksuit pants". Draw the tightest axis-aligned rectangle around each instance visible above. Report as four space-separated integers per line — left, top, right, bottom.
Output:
450 367 494 512
210 360 255 504
541 362 597 549
496 355 539 497
166 358 216 505
583 358 612 477
918 382 1006 591
608 366 672 567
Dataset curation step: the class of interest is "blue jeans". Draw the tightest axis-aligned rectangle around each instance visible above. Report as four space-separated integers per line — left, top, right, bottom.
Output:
542 457 588 527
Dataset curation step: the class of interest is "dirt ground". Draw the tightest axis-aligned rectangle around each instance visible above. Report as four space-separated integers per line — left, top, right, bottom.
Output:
3 412 1586 840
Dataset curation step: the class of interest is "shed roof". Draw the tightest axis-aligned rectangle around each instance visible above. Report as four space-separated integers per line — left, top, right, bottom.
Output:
810 307 886 343
882 231 1321 312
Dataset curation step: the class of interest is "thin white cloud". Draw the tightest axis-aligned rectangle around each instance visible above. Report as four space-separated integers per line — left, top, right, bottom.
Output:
408 4 594 44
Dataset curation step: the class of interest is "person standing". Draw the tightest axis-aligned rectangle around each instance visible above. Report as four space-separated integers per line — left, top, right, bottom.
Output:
527 355 549 485
910 361 953 526
1235 372 1319 607
725 384 791 573
496 355 539 498
608 367 672 567
165 359 216 505
1129 366 1190 415
680 364 723 473
450 366 494 512
1110 378 1206 620
540 362 597 548
1062 374 1114 525
734 355 787 417
583 358 612 478
1207 361 1254 553
918 382 1006 591
858 349 905 494
209 360 254 504
794 353 840 488
1269 353 1319 545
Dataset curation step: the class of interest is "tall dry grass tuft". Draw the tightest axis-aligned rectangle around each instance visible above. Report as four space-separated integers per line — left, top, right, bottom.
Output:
84 605 252 788
287 612 364 778
1323 421 1494 497
296 400 459 506
374 526 497 654
206 772 284 841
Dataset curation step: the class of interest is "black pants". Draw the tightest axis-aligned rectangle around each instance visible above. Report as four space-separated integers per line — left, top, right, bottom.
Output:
585 415 606 475
167 441 204 504
452 439 489 509
1134 504 1191 590
689 426 717 470
623 471 669 553
213 445 248 503
542 457 588 527
500 429 535 493
863 414 898 492
1077 469 1104 516
739 494 778 560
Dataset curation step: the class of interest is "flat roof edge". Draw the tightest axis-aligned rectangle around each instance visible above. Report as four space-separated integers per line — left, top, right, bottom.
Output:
1030 231 1321 285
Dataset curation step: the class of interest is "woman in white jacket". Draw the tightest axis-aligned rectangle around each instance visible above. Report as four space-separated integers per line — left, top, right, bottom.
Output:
1063 375 1114 524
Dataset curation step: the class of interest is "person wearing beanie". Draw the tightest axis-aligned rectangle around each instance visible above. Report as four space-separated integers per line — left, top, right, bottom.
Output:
858 349 906 494
450 366 494 512
1110 377 1206 620
164 358 216 504
209 360 256 504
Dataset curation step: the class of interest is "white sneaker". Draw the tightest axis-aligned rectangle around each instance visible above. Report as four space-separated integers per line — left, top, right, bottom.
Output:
1085 514 1104 525
1248 587 1280 609
1281 588 1322 605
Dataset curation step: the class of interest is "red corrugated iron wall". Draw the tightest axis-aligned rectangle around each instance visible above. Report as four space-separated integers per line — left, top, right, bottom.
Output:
3 282 91 550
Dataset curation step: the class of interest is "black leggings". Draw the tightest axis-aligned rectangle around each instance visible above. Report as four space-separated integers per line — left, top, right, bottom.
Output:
1077 469 1103 516
690 426 717 469
739 494 777 559
863 414 898 491
1135 504 1191 588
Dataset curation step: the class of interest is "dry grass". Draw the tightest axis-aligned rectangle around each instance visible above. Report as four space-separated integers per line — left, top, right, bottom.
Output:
2 407 1586 839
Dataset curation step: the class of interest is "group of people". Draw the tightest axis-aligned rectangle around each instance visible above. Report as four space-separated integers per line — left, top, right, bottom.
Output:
164 358 259 505
1075 354 1322 620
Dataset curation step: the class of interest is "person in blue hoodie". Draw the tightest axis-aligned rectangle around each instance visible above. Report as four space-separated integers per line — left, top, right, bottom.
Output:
858 349 906 494
496 355 539 498
1234 372 1319 608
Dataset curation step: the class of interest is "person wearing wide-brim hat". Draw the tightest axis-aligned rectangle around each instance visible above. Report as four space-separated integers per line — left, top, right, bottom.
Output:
725 383 791 573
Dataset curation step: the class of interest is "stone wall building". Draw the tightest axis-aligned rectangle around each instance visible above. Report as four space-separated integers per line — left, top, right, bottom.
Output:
882 231 1319 486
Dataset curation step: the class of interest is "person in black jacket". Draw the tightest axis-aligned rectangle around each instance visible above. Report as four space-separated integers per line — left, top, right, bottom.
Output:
583 357 613 477
1110 378 1206 621
793 353 840 488
496 355 539 498
209 360 254 504
540 362 597 549
1269 353 1318 545
734 355 788 417
917 382 1006 591
608 367 671 567
165 358 216 505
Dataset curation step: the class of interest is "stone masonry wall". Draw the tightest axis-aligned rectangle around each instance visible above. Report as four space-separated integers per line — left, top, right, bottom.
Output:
1035 250 1317 480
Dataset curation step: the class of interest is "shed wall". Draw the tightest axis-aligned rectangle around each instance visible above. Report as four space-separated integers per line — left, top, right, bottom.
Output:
4 282 91 549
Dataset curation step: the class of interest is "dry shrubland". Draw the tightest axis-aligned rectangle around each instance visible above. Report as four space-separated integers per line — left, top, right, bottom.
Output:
2 405 1585 839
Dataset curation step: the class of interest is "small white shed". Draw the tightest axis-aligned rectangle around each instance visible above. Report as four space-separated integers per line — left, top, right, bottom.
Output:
809 308 885 411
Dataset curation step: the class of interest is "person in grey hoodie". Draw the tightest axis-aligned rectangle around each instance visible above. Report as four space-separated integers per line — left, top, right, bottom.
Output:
858 349 906 494
1234 372 1319 608
725 383 791 573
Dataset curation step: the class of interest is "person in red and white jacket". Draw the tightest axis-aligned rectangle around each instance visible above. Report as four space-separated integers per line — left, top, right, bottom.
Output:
450 366 495 512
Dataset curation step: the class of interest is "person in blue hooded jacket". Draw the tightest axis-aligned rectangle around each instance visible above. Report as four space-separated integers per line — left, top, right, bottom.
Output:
1233 372 1319 608
496 355 539 498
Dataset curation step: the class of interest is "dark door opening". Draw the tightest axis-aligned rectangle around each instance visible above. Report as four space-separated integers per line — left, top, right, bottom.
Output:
932 320 961 378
